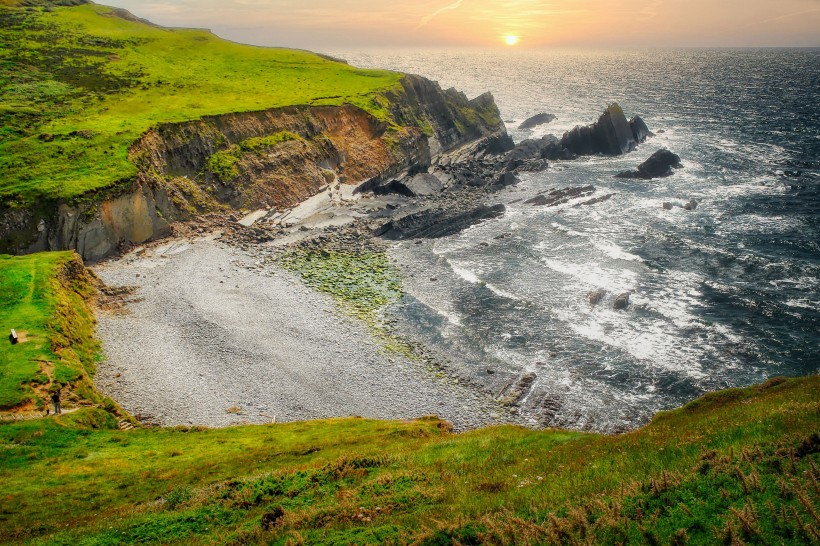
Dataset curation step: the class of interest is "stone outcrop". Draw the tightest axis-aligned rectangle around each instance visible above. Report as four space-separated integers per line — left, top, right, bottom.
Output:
614 292 631 310
1 74 506 261
375 203 506 240
560 103 637 156
519 113 556 130
616 149 682 180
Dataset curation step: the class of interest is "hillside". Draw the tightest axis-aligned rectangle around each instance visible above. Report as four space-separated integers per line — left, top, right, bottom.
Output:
0 377 817 544
0 0 401 205
0 0 504 261
0 251 102 411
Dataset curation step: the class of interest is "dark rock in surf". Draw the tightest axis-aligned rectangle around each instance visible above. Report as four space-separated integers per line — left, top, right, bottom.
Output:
587 288 607 305
662 202 673 210
560 103 637 156
519 113 557 130
525 186 595 207
375 203 506 240
629 116 654 143
616 149 682 180
613 292 631 310
683 199 699 211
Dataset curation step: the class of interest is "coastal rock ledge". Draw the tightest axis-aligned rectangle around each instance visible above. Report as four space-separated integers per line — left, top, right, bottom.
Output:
0 74 505 262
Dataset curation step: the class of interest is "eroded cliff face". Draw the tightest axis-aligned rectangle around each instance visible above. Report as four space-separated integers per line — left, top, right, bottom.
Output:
0 75 505 262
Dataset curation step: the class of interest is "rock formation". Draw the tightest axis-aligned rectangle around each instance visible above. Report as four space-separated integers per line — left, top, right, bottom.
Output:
519 113 556 130
560 103 637 156
1 74 506 261
616 149 683 180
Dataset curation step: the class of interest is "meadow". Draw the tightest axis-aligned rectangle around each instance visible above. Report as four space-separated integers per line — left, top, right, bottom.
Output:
0 377 817 544
0 0 401 206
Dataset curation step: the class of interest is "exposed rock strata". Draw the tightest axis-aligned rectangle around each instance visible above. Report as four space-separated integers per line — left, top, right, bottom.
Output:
1 74 504 261
560 103 638 156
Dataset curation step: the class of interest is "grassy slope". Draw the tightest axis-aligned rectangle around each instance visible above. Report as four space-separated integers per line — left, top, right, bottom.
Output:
0 252 100 409
0 377 817 544
0 1 401 205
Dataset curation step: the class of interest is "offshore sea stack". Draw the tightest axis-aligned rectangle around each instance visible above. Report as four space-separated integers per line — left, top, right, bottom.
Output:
616 149 683 179
560 103 649 156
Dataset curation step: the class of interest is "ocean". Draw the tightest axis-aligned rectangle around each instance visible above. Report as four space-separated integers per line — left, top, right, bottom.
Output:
332 48 820 431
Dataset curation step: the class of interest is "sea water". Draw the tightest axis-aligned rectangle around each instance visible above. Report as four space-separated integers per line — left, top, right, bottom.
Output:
332 48 820 431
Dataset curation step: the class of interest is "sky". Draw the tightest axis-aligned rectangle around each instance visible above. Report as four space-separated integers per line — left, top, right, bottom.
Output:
103 0 820 50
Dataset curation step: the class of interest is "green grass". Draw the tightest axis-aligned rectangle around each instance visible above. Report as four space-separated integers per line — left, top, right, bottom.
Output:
0 251 99 409
0 376 817 544
0 1 402 206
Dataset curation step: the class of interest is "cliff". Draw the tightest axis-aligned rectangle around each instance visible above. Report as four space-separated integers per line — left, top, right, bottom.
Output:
0 1 505 261
0 77 504 261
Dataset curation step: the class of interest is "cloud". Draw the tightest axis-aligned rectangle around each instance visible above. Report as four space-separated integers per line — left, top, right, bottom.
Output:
415 0 465 30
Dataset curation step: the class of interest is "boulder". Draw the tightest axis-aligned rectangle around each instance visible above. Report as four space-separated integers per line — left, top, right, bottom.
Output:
615 149 682 180
629 116 654 143
587 288 607 305
613 292 630 310
519 113 557 130
662 202 673 210
560 103 637 156
477 132 515 156
683 199 699 211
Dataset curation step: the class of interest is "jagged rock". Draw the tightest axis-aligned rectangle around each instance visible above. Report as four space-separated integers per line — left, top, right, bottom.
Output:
683 199 699 211
560 103 637 156
519 113 556 130
575 194 615 207
499 372 538 406
615 149 682 180
372 173 444 197
477 132 515 155
629 116 654 143
507 135 572 164
613 292 631 310
375 204 506 240
587 288 607 305
525 186 595 207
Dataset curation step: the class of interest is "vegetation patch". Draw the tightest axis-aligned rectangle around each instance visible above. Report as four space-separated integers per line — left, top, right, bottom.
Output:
0 251 101 410
0 377 816 544
204 131 302 182
278 249 401 321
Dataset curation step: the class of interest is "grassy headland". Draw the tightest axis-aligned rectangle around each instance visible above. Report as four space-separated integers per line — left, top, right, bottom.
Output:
0 0 401 206
0 251 101 410
0 377 817 544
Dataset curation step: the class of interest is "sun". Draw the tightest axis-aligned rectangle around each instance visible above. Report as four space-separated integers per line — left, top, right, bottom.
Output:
504 35 519 46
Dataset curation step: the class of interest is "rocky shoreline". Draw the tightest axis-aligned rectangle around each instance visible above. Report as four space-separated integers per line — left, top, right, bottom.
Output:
94 102 690 431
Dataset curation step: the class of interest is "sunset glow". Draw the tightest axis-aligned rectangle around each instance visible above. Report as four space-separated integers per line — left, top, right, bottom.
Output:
101 0 820 49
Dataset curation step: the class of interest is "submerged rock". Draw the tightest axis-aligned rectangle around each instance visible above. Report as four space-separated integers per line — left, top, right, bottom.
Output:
560 103 638 156
524 186 595 207
519 113 557 130
587 288 607 305
613 292 631 310
616 149 682 180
